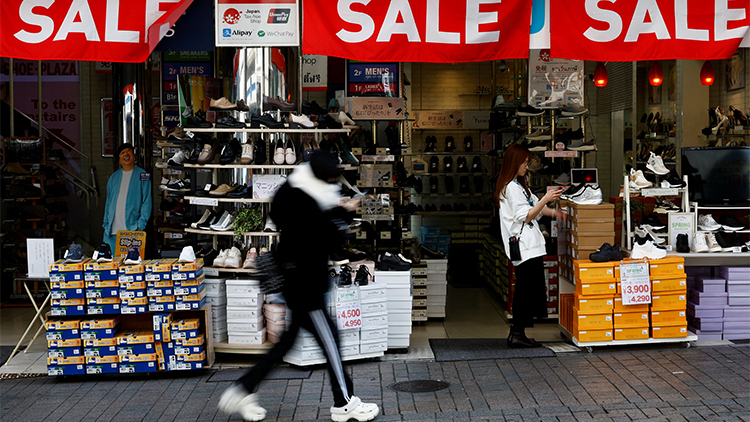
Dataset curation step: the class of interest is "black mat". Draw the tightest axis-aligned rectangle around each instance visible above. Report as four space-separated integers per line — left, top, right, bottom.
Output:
429 338 554 362
0 346 24 366
207 367 311 382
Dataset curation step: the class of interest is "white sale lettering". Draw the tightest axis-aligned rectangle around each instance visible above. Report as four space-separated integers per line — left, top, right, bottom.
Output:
583 0 749 42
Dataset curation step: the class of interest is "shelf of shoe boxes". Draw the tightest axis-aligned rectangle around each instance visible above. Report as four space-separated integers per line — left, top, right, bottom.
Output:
46 257 213 375
3 166 70 303
480 236 508 297
559 255 696 346
423 259 449 319
687 266 750 341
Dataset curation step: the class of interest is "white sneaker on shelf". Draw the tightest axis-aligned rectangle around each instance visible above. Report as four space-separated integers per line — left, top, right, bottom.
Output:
631 239 667 260
569 185 602 205
705 232 722 252
224 247 243 269
213 249 229 267
211 212 235 231
646 151 669 175
698 214 722 231
692 232 709 253
554 173 571 185
264 217 277 232
629 169 652 188
178 246 196 263
330 396 379 422
243 247 258 269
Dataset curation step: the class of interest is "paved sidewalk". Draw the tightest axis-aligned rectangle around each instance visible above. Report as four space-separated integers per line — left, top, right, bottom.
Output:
1 344 749 422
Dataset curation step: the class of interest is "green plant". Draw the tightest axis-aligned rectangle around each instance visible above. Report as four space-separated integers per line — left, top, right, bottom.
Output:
233 205 263 240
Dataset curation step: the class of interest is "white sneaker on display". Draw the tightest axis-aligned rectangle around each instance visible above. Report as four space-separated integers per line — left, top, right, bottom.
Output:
330 396 380 422
224 247 242 269
631 239 667 260
705 232 722 252
698 214 722 231
213 249 228 267
692 232 709 253
629 169 652 188
569 185 602 205
646 151 669 175
178 246 196 263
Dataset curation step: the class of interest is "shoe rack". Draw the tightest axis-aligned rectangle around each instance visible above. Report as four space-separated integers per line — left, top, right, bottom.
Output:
688 202 750 264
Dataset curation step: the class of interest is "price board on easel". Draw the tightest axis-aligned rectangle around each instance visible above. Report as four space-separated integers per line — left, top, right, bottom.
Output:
335 287 362 330
620 260 651 305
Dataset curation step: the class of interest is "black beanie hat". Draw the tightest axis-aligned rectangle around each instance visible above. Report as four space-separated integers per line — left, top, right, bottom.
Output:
310 150 340 182
116 143 135 156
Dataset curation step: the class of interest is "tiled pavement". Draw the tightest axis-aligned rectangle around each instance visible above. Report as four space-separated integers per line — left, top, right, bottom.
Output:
1 344 748 422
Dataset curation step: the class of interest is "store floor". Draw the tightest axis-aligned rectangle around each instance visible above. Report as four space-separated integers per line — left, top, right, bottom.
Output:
0 284 562 373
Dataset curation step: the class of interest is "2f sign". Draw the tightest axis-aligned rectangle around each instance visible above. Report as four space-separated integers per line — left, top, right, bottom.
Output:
14 0 176 44
584 0 749 42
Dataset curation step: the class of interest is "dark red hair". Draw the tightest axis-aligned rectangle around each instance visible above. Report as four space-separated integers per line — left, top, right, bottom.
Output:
493 144 532 205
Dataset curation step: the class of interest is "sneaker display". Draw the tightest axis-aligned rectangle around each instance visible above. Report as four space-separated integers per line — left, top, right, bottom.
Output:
93 243 112 263
691 232 709 253
243 248 258 269
178 246 196 263
629 169 652 189
561 104 588 116
192 210 216 229
210 211 235 231
63 242 84 263
123 247 142 265
714 230 733 251
705 232 722 252
264 217 277 232
517 105 544 116
165 179 191 192
167 150 187 169
568 139 597 151
568 185 602 205
589 243 623 262
224 247 242 268
655 198 681 213
330 396 380 422
719 213 746 231
631 239 667 260
675 233 690 253
642 213 666 230
698 214 722 231
554 172 571 185
560 183 586 200
646 151 669 175
527 129 551 140
213 249 229 267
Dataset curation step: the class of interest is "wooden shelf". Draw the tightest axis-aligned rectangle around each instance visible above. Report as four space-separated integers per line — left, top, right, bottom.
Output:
184 228 279 237
184 163 297 169
185 127 353 134
184 196 272 203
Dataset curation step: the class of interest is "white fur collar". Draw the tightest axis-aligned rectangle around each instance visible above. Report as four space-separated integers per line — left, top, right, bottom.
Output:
287 163 341 210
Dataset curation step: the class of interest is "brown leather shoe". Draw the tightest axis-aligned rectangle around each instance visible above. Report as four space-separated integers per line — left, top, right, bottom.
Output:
209 184 232 196
197 140 218 164
263 95 295 111
210 97 238 110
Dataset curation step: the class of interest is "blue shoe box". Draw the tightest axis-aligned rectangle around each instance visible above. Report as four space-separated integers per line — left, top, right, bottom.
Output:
170 329 199 340
121 305 148 314
119 361 158 373
84 345 117 357
119 288 146 299
48 347 82 358
173 283 204 296
171 267 204 282
80 327 118 340
86 288 119 299
84 269 119 281
175 345 204 356
86 363 119 374
51 288 85 299
175 298 205 310
148 302 175 312
87 304 120 315
117 343 155 356
49 271 84 282
46 329 80 340
51 305 86 316
48 364 85 376
85 279 119 289
147 287 174 297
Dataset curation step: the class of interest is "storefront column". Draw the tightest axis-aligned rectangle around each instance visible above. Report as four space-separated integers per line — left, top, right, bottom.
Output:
111 62 153 171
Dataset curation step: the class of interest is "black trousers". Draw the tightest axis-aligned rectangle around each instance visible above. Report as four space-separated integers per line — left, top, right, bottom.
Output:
236 307 354 407
511 256 549 328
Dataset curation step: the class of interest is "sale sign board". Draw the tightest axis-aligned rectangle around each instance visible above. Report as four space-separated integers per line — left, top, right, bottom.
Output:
620 261 651 306
335 287 362 331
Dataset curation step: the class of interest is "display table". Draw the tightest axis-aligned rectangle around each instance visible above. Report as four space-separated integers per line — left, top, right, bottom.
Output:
5 278 51 366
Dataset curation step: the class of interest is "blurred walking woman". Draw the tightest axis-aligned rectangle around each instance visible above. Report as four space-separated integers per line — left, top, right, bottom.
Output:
493 144 564 348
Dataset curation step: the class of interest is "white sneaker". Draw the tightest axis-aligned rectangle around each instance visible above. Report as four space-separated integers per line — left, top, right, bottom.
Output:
338 111 357 126
631 240 667 260
210 211 235 231
569 185 602 205
698 214 722 231
629 169 652 188
224 246 242 268
554 173 571 185
159 177 178 191
168 150 186 168
705 232 722 252
240 142 254 164
646 151 669 175
178 246 196 263
264 217 277 232
692 232 709 253
526 129 551 140
213 249 229 267
289 113 315 129
218 384 266 421
243 247 258 269
330 396 379 422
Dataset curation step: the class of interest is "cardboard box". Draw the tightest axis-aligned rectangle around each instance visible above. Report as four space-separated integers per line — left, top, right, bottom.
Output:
80 328 118 340
86 363 119 374
49 270 84 282
86 288 119 299
144 259 175 281
652 292 687 310
83 338 117 347
573 293 614 312
573 307 613 329
46 319 82 331
171 258 205 274
564 202 615 220
569 232 616 248
648 256 685 276
174 345 204 355
86 304 120 315
573 260 616 280
614 326 650 340
175 298 205 310
117 331 154 344
51 280 84 290
52 298 85 307
50 288 85 299
118 267 145 283
85 355 118 364
118 351 157 361
576 279 617 296
572 323 612 342
651 275 687 292
147 287 174 297
84 260 119 272
50 259 88 273
613 311 649 326
119 289 147 300
171 267 204 282
83 346 117 357
116 343 155 356
119 361 158 373
172 318 200 331
47 356 85 366
613 296 650 312
148 302 176 312
174 283 205 296
48 364 85 376
174 334 205 347
651 310 687 324
48 338 81 348
51 305 86 316
146 279 173 289
567 216 615 233
85 279 119 289
171 329 199 340
175 351 205 362
652 323 688 338
168 361 204 370
48 347 82 358
87 297 120 305
152 313 172 342
84 269 119 282
173 275 205 288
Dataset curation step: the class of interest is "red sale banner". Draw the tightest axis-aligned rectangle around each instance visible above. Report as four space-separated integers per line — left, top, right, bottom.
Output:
551 0 750 61
303 0 532 63
0 0 193 63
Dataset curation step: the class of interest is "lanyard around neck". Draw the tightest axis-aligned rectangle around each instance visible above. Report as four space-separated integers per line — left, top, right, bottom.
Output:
513 179 533 207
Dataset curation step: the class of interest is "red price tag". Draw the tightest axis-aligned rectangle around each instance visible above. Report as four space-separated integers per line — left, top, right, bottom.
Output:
620 261 651 305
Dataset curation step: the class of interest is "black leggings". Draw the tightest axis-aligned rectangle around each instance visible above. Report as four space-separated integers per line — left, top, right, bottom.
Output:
236 307 354 407
511 256 549 328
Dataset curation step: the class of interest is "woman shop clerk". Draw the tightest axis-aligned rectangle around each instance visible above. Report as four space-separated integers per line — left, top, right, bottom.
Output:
494 144 564 348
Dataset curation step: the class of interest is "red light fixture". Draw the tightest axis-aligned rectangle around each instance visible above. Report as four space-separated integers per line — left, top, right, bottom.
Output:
593 62 608 87
700 61 715 85
649 61 663 86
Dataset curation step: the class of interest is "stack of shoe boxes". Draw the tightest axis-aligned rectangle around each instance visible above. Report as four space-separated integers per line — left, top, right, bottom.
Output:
544 256 560 316
563 201 615 262
421 226 450 255
411 263 428 321
169 318 206 370
204 278 228 344
47 319 83 375
264 303 286 344
612 260 650 340
720 266 750 340
50 260 87 316
146 260 175 312
480 236 508 297
117 330 158 373
571 260 615 342
687 275 725 340
284 294 340 365
173 259 206 310
424 259 448 318
120 267 147 314
358 283 388 356
226 279 265 345
81 318 121 374
648 257 688 339
375 270 412 348
152 312 173 369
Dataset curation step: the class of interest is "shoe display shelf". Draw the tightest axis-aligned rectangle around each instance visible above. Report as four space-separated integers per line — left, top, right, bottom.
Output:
481 236 509 298
679 202 750 266
157 143 202 248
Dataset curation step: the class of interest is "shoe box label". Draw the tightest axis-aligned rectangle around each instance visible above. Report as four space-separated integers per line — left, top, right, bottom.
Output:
80 328 118 340
48 338 81 348
174 334 204 347
51 280 84 290
50 259 88 272
149 295 176 303
176 298 205 311
86 279 119 289
145 259 176 274
175 351 205 362
176 287 207 302
171 268 204 281
117 331 154 345
122 297 148 306
174 275 205 287
83 338 117 347
121 305 148 314
168 361 204 371
84 346 117 357
48 364 85 376
147 279 173 289
51 288 85 299
86 288 119 299
47 356 85 366
148 303 176 312
120 280 146 290
86 304 120 315
84 260 120 272
145 272 171 282
85 355 118 365
81 318 120 329
48 347 82 358
171 318 200 331
117 343 155 355
174 283 204 296
119 289 147 300
119 273 145 283
147 287 174 297
46 329 80 340
170 329 199 340
174 345 204 356
46 319 82 331
86 363 119 374
87 297 120 305
50 271 84 282
51 297 84 307
152 313 173 342
119 361 157 373
119 353 158 363
119 263 145 275
84 270 119 282
171 259 205 274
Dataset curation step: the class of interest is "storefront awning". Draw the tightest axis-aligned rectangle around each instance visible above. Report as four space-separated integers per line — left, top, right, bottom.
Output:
1 0 193 63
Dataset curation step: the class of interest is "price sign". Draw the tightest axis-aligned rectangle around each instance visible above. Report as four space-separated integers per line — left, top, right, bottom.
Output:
189 197 219 206
620 260 651 305
335 287 362 330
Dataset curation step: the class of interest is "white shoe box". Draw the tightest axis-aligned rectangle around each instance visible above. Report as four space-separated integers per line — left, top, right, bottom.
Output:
362 313 388 329
387 335 410 348
265 319 286 337
359 339 387 354
340 344 360 356
285 346 325 362
375 270 412 286
264 303 286 321
426 294 446 305
339 330 360 346
205 294 227 307
360 300 387 314
226 306 264 321
359 284 387 301
204 278 227 296
213 331 228 343
226 296 261 307
424 259 448 270
226 280 262 296
427 310 446 318
360 327 388 341
389 322 412 335
227 320 264 332
211 305 227 319
229 329 265 345
427 283 447 295
389 298 413 311
389 310 412 323
213 321 228 333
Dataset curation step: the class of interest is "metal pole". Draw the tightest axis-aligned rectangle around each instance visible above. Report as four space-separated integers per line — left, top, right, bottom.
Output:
9 58 13 137
38 60 43 139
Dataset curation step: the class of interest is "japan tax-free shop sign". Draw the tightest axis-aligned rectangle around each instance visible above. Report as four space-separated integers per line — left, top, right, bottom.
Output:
215 0 299 46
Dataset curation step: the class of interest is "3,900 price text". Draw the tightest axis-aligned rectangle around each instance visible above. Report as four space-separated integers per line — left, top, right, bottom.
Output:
623 284 650 295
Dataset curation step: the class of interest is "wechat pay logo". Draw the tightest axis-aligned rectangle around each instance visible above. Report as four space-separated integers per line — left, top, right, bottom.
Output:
258 30 265 37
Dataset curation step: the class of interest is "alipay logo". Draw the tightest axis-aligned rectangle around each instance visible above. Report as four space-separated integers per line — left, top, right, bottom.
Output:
223 28 232 37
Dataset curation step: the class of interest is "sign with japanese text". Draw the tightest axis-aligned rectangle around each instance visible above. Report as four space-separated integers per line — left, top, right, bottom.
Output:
215 0 299 47
620 260 651 306
114 231 147 260
412 110 464 129
348 63 399 96
528 49 583 108
346 97 405 120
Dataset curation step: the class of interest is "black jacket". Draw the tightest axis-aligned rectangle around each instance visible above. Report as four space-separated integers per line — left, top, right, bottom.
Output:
270 182 351 311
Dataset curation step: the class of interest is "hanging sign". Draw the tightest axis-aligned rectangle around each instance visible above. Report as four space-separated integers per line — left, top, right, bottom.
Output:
550 0 750 61
335 287 362 330
412 110 464 129
620 260 651 306
215 0 299 47
528 49 583 108
346 97 405 120
303 0 532 63
302 55 327 91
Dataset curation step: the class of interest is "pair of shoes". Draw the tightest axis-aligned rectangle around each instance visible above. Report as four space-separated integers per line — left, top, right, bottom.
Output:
507 327 542 348
92 243 113 263
273 139 296 164
213 246 242 268
675 234 690 253
165 178 191 192
567 185 602 205
355 265 371 285
330 396 380 422
210 211 236 231
218 384 267 421
692 231 723 252
589 243 623 262
631 237 667 260
379 252 412 271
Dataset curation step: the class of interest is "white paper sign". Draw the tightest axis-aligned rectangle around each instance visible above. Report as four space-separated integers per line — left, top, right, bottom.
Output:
335 287 362 331
215 1 299 47
528 49 583 108
620 261 651 305
27 238 55 278
252 174 287 199
668 213 694 250
302 55 327 91
189 197 219 206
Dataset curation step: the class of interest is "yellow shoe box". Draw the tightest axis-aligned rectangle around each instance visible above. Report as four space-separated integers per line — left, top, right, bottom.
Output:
614 326 650 340
572 323 612 342
576 279 617 296
52 298 85 307
172 318 200 331
614 296 650 312
573 292 614 312
86 355 118 365
84 338 117 347
117 330 155 345
613 311 649 326
80 318 120 330
650 274 687 292
47 356 85 365
573 260 615 280
652 322 688 338
119 353 158 363
573 307 613 329
651 291 687 310
648 256 685 276
651 309 687 324
46 319 82 331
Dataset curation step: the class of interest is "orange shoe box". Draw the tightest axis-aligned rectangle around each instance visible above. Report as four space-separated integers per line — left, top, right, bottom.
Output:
573 292 614 312
614 326 650 340
648 256 685 276
574 260 615 280
651 309 687 324
572 323 613 342
650 274 687 292
613 311 649 326
576 279 617 296
651 291 687 310
652 322 688 338
573 307 613 329
613 296 650 312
